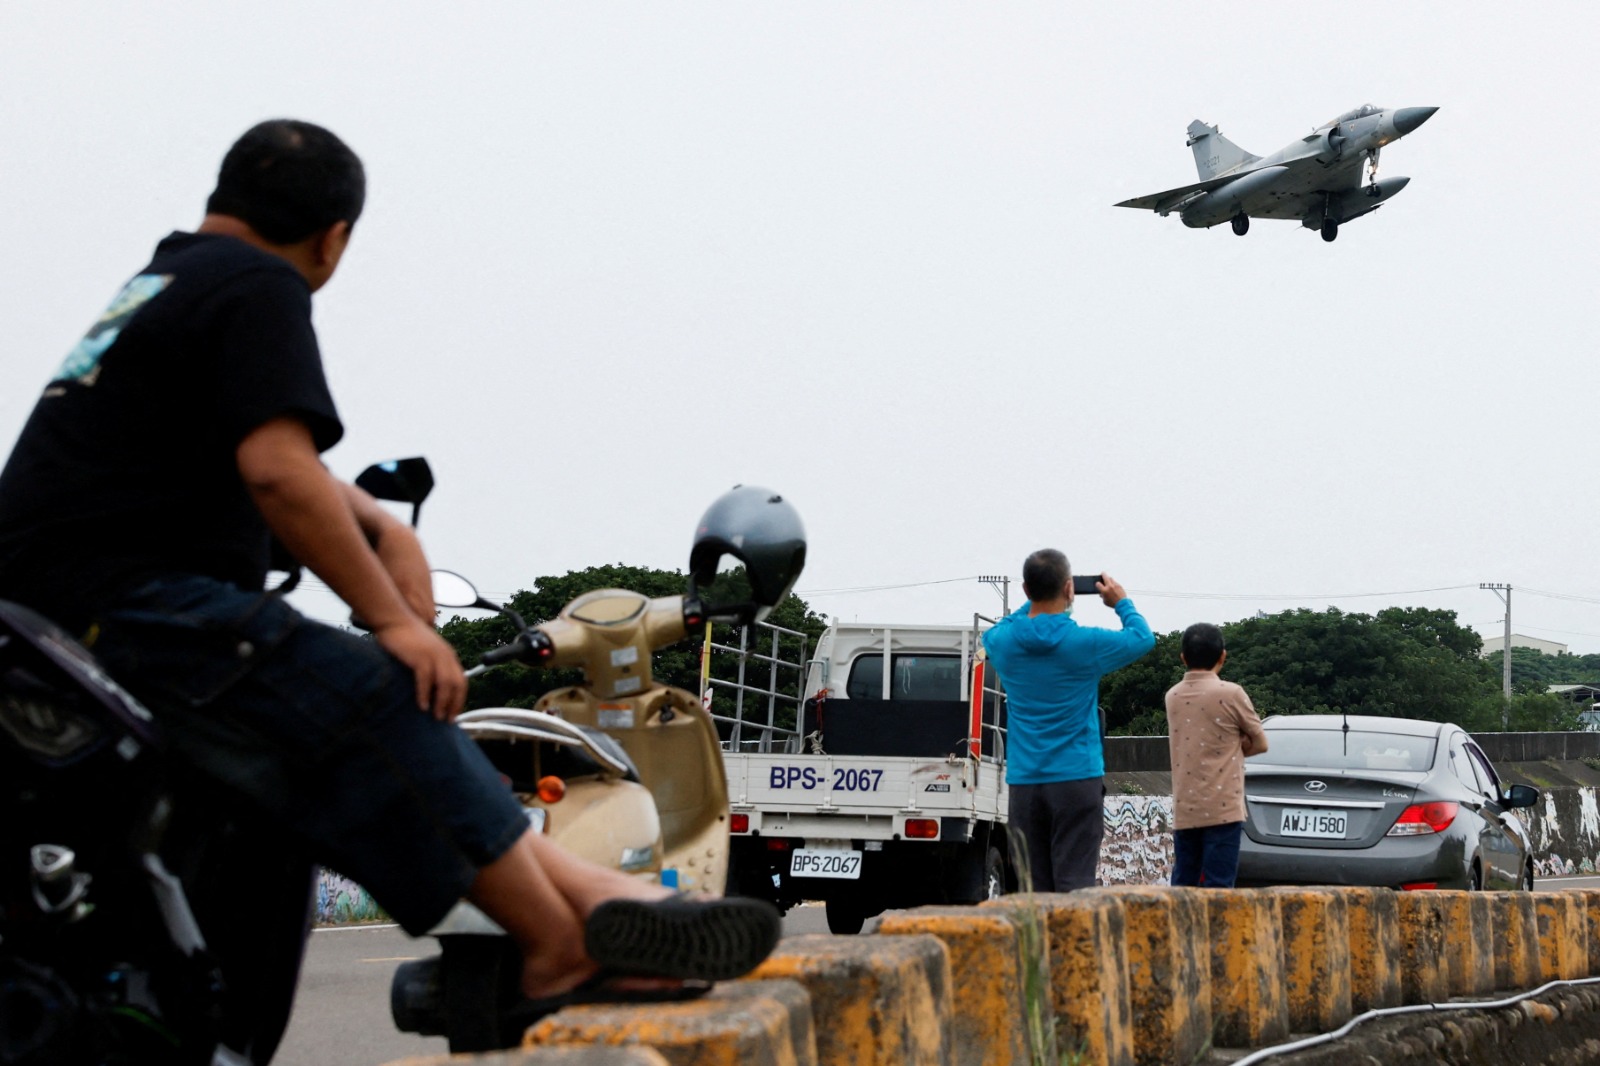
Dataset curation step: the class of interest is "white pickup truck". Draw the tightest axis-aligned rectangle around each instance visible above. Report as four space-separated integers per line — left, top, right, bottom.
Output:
716 619 1013 933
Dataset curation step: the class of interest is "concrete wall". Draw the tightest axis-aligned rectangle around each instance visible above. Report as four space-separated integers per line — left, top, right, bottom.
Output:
1525 787 1600 877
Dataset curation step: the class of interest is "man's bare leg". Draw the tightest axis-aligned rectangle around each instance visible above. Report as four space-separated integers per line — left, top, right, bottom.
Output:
466 828 678 999
466 829 593 998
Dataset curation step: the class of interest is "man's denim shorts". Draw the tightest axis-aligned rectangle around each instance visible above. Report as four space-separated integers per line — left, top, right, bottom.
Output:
89 574 529 934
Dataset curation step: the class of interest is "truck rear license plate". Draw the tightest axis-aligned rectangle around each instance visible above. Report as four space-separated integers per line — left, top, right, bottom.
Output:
789 848 863 879
1278 808 1347 839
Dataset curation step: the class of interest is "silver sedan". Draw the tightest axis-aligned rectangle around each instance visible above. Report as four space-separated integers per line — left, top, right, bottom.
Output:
1235 715 1538 891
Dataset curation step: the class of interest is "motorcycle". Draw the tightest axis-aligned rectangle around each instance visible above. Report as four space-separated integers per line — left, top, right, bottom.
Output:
381 477 806 1053
0 455 803 1063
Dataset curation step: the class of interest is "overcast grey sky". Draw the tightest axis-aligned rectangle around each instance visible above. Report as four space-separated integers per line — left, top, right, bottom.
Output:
3 3 1597 651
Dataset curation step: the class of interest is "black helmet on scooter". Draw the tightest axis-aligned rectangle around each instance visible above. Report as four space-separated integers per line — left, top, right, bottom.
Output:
688 486 806 625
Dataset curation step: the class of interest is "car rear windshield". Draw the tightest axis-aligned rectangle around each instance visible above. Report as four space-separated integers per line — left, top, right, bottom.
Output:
1256 729 1436 772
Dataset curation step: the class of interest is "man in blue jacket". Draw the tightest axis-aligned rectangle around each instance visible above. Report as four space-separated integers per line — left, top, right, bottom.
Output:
982 549 1155 891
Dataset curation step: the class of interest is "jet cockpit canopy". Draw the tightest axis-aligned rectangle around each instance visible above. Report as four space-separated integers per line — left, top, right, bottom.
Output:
1330 103 1383 125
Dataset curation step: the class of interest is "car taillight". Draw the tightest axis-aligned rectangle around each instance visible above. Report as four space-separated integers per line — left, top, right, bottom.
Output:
905 819 939 839
1386 801 1458 836
1400 882 1438 891
765 838 794 851
730 814 750 833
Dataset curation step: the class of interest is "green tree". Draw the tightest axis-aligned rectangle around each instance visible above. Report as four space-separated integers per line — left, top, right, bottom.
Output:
1100 604 1574 735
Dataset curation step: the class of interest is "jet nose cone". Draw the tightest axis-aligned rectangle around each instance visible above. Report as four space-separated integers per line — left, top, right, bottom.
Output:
1393 106 1438 136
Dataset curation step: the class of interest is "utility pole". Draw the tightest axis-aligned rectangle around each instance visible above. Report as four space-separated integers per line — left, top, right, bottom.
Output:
977 574 1010 617
1479 583 1512 728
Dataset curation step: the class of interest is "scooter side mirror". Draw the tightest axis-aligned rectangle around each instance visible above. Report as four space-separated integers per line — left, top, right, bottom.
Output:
356 458 435 527
431 570 501 612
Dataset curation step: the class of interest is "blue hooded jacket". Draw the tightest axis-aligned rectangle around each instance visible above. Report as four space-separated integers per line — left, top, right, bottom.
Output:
982 599 1154 784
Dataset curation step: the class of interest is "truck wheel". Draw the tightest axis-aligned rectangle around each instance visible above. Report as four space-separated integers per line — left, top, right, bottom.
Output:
983 847 1006 901
826 896 866 935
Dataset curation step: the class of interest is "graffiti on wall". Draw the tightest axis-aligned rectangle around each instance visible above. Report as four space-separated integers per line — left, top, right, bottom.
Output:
1523 786 1600 878
1098 795 1174 886
316 868 385 925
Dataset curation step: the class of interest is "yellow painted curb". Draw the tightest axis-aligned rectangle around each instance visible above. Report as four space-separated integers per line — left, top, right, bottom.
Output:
1531 892 1587 982
1084 886 1212 1066
1436 891 1495 996
1394 892 1450 1004
1486 892 1542 991
1203 889 1288 1049
525 978 817 1066
1268 887 1351 1033
985 892 1135 1066
752 932 950 1066
1333 888 1402 1012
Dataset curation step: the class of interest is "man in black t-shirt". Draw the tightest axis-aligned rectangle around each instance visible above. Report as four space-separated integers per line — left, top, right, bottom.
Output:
0 120 776 1009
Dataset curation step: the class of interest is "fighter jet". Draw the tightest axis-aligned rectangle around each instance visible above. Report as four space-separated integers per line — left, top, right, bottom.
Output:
1116 104 1438 241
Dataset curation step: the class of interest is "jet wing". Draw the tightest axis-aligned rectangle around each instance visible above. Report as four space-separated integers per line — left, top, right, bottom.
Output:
1114 172 1246 212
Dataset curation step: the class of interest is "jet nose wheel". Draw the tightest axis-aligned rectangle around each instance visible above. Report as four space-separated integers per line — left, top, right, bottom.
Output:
1230 213 1249 236
1320 219 1339 242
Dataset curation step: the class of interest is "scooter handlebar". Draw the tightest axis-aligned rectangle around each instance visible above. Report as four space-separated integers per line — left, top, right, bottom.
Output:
478 630 555 668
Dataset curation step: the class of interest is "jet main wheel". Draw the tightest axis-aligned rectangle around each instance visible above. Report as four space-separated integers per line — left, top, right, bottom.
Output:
1231 213 1249 236
1320 219 1339 242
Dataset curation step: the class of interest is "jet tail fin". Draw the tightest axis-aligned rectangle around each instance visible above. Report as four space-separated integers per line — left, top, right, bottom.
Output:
1186 120 1258 180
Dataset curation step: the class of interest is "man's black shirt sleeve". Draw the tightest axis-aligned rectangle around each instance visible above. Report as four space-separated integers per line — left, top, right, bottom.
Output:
208 268 344 452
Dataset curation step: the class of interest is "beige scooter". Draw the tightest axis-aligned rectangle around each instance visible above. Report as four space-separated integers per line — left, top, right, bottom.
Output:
389 484 807 1052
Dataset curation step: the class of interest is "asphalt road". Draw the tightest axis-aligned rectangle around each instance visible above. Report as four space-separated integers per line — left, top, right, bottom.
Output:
275 881 1600 1066
272 904 832 1066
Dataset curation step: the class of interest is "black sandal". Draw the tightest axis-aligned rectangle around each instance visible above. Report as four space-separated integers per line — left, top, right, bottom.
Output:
583 894 782 981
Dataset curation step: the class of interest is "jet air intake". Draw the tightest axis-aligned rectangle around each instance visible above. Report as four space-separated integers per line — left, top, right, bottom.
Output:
1181 166 1290 229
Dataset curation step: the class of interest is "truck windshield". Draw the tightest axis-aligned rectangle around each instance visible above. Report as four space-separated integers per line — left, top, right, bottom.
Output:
845 654 962 701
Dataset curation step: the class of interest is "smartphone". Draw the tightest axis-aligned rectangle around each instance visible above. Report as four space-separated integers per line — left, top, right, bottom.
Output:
1071 574 1102 596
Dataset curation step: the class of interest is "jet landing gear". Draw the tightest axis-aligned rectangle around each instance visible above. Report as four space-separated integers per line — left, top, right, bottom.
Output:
1321 219 1339 242
1230 213 1249 236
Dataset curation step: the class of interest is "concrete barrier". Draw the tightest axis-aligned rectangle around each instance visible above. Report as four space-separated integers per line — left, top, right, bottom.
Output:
1574 889 1600 979
1438 890 1496 996
1339 887 1403 1012
1086 886 1211 1066
1532 892 1588 982
984 892 1135 1066
525 979 817 1066
749 933 950 1066
401 884 1600 1066
1394 892 1451 1004
1488 892 1543 990
1271 887 1352 1032
1203 889 1288 1048
876 907 1029 1066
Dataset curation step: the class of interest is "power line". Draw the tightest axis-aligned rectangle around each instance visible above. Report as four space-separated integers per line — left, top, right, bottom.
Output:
1519 586 1600 606
1124 584 1477 602
797 575 982 596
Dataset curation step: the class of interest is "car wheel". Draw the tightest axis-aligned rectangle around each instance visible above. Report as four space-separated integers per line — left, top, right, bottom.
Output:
1469 861 1482 891
1524 861 1535 892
